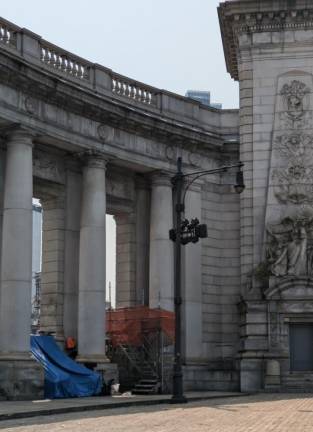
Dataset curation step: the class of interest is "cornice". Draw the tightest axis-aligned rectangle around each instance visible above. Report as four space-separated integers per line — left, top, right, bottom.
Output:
218 1 313 80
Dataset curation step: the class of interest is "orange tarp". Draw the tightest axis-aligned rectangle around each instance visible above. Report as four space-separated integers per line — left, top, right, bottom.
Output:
106 306 175 347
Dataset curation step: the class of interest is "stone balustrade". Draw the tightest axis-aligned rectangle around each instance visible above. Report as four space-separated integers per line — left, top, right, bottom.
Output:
112 73 157 106
0 18 18 48
40 43 91 80
0 16 238 134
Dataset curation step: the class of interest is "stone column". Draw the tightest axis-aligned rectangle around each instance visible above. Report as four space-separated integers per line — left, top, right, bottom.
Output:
149 172 174 311
63 163 82 340
77 153 108 363
135 176 150 305
0 129 43 399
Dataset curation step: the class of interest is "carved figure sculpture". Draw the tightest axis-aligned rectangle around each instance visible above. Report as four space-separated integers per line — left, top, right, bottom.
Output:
267 216 313 277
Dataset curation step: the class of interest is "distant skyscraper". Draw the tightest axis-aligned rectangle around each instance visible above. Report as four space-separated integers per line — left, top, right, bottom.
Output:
185 90 222 109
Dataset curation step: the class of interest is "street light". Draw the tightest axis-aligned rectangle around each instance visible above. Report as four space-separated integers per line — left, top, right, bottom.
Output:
170 157 245 404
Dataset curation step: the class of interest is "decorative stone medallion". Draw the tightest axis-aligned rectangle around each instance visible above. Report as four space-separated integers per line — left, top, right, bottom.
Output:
97 124 114 142
25 96 39 115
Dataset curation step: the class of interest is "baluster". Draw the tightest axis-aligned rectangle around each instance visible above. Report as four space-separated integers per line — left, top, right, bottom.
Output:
3 28 9 44
72 63 78 77
0 27 3 42
143 90 148 103
55 54 62 69
83 66 89 80
66 59 73 74
126 83 133 98
61 56 67 72
129 85 136 99
43 48 50 63
51 52 57 67
112 79 116 92
75 64 81 78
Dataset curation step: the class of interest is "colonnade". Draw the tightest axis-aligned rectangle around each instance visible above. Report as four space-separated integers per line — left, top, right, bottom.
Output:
0 128 176 396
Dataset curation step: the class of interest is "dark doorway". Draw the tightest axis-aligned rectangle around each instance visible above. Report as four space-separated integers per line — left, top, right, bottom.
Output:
290 324 313 371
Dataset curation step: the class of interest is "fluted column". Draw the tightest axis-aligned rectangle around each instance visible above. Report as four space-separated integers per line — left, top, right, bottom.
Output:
77 152 108 363
149 172 174 311
0 129 34 355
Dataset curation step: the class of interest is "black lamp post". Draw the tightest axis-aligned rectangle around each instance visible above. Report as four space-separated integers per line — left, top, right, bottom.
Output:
170 157 245 404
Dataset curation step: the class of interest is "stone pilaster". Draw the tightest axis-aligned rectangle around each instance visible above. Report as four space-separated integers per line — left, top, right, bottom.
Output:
40 195 65 341
115 212 137 308
182 182 203 362
0 128 43 399
63 162 82 340
149 171 174 311
77 152 108 363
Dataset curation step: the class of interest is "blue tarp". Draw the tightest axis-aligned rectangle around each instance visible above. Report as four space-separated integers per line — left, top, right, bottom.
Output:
31 335 102 399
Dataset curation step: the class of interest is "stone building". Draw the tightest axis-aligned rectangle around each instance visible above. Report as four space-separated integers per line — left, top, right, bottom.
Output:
1 0 313 399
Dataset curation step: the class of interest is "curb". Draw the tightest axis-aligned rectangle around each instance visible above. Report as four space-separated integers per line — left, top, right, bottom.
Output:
0 393 248 422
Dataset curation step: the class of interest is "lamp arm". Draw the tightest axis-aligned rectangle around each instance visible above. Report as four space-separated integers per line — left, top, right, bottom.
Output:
181 162 243 207
182 170 225 207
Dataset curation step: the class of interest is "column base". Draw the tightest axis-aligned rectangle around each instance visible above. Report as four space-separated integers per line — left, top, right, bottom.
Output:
96 362 119 384
0 354 44 400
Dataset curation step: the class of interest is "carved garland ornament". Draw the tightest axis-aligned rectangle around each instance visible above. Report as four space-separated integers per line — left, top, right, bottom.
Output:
272 81 313 205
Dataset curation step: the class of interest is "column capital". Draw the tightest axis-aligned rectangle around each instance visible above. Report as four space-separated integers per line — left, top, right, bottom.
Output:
76 149 109 169
5 125 36 147
149 170 173 187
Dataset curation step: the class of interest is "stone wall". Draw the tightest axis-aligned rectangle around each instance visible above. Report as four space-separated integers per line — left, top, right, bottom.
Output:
200 181 241 390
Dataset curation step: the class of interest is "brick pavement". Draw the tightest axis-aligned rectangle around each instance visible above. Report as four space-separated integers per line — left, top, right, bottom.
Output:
2 394 313 432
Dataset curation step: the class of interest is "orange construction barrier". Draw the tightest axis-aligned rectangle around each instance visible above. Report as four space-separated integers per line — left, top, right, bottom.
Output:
106 306 175 347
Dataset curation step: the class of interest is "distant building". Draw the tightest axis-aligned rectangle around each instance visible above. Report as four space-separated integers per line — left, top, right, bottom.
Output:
185 90 222 109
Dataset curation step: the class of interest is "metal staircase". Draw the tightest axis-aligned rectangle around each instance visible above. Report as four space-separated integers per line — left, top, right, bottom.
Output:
110 331 173 394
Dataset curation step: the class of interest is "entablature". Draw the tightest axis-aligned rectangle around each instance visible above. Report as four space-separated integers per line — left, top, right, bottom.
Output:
0 16 238 154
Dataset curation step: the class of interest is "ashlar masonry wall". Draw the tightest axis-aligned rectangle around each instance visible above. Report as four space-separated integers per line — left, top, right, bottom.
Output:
195 181 241 391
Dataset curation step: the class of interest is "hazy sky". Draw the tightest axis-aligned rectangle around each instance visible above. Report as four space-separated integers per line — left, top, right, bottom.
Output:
1 0 238 108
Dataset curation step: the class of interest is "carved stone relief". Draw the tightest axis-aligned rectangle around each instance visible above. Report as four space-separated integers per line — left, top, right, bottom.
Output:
271 80 313 206
272 132 313 204
25 96 39 115
279 80 311 129
266 214 313 277
97 124 114 143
